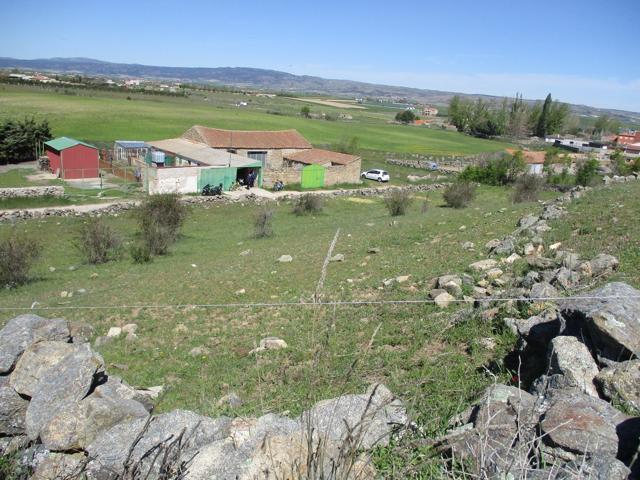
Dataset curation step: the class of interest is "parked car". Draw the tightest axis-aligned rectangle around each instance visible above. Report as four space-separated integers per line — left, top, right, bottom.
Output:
361 169 390 182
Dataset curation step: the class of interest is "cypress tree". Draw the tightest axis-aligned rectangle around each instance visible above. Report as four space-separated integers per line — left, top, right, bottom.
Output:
535 93 552 138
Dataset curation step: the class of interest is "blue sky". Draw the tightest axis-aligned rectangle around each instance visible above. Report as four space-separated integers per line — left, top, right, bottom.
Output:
1 0 639 111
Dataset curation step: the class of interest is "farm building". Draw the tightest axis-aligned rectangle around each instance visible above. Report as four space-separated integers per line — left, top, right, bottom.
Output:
179 125 361 188
144 138 263 194
44 137 99 179
114 141 149 165
507 149 546 175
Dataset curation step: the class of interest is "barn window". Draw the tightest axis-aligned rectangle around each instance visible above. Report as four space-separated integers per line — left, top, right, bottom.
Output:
248 151 267 167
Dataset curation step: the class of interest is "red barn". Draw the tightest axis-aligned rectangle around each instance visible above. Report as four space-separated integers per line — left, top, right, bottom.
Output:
44 137 99 179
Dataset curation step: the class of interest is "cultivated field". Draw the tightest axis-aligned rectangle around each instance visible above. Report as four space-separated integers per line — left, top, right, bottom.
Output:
0 84 511 156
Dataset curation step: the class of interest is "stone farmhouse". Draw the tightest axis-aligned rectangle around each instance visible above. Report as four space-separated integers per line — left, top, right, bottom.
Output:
179 126 362 188
139 126 361 193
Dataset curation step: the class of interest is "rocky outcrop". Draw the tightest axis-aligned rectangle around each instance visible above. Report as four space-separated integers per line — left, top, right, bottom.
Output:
0 315 407 479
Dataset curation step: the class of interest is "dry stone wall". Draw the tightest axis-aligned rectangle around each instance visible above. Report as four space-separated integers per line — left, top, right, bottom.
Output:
0 186 65 199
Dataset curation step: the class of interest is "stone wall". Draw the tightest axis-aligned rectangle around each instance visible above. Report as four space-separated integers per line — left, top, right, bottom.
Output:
0 186 65 199
324 159 362 186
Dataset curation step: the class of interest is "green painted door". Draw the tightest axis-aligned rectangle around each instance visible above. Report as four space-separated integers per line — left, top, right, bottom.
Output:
301 164 325 189
197 168 236 191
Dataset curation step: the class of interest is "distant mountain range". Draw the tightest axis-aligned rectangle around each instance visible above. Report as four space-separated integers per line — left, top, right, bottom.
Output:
1 56 638 122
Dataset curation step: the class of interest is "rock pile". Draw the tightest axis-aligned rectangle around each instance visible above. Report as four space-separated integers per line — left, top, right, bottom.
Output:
0 186 65 199
434 283 640 478
0 315 407 479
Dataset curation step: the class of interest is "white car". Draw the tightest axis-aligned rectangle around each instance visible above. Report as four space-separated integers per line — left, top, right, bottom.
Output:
361 169 390 182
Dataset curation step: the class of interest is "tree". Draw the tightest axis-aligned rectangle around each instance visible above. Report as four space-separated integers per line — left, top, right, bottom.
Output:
507 93 529 138
575 158 599 186
546 101 570 135
300 106 311 118
395 109 417 124
535 93 553 138
0 117 52 165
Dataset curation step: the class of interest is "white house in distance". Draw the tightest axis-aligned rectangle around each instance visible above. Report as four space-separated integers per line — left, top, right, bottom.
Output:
507 149 545 175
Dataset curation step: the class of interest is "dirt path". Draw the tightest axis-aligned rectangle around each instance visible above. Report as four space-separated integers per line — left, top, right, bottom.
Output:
0 161 38 173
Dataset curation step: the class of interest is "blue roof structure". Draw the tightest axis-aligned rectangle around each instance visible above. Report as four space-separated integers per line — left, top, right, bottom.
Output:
115 141 149 149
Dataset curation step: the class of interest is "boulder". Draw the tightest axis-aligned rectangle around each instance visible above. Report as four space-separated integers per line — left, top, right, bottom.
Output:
437 274 462 289
329 253 345 262
10 341 77 397
250 337 288 354
0 314 69 374
86 410 232 477
506 310 561 349
438 385 538 476
541 204 566 220
526 256 556 270
277 255 293 263
300 383 406 450
434 291 455 308
546 336 599 397
553 267 580 290
530 282 558 300
39 382 149 450
559 282 640 361
25 343 103 440
595 360 640 413
468 259 498 272
518 214 539 229
485 239 501 250
540 389 627 460
31 452 86 480
0 377 29 435
589 254 619 277
502 253 521 265
491 237 516 256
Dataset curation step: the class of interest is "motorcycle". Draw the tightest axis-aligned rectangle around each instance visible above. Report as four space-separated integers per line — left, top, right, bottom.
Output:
202 183 223 196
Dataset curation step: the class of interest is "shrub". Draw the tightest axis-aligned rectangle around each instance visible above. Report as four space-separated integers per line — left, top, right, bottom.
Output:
76 217 121 264
384 190 412 216
254 207 274 238
292 194 324 215
137 194 188 255
130 242 152 263
512 174 545 203
0 231 41 287
459 152 525 185
575 158 599 186
443 181 477 208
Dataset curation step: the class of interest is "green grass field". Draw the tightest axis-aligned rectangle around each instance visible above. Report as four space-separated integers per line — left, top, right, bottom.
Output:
0 84 511 156
0 181 637 474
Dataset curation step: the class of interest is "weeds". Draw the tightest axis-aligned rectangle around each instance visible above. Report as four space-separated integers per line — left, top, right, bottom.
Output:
254 207 275 238
76 217 121 264
130 242 152 264
512 174 545 203
384 190 412 216
293 194 324 215
0 230 40 288
443 182 477 208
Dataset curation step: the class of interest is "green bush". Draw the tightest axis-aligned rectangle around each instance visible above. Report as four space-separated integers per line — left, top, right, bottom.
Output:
443 181 477 208
292 194 324 215
575 158 599 186
254 207 274 238
130 242 152 263
137 194 188 255
513 174 545 203
0 231 41 287
76 217 121 264
384 190 413 216
459 152 525 185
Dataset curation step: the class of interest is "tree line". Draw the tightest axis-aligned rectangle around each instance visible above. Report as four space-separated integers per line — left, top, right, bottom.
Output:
0 117 52 165
448 93 570 139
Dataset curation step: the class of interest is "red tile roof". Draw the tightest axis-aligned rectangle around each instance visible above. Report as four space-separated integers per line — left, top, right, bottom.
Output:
285 148 360 166
182 125 312 149
506 149 545 164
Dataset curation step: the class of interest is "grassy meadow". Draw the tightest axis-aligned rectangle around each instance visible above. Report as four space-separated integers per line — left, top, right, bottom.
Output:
0 187 554 421
0 84 511 156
